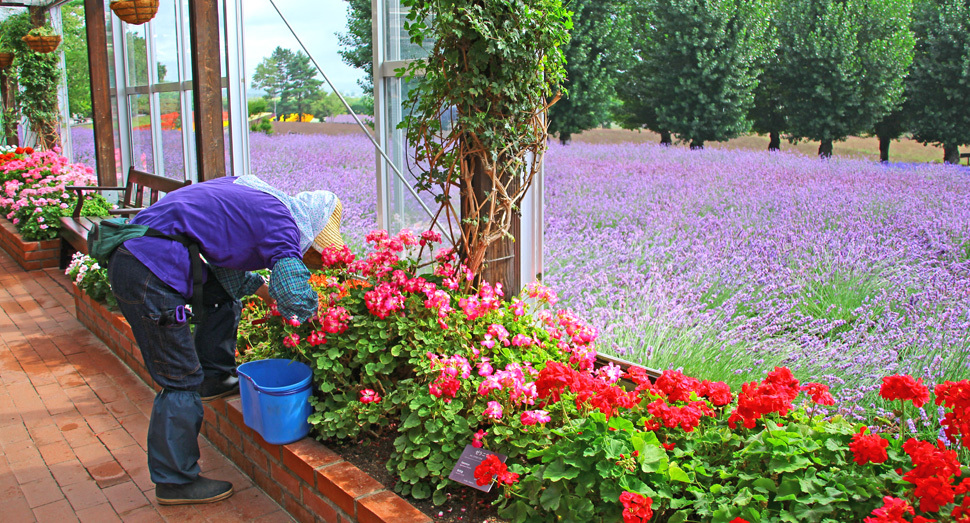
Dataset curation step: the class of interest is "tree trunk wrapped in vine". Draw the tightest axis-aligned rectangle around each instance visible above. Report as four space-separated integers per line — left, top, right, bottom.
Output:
400 0 570 293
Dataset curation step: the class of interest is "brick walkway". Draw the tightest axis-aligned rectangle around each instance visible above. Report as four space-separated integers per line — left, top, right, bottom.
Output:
0 248 293 522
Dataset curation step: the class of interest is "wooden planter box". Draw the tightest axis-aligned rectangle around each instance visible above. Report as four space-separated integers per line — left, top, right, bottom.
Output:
0 219 61 271
70 285 429 523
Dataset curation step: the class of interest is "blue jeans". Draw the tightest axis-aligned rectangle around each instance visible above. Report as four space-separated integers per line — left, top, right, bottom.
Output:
107 246 241 484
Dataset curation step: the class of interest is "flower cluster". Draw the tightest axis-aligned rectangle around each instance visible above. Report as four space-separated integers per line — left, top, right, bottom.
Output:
727 366 801 429
849 427 889 465
619 492 653 523
473 454 519 487
881 375 931 408
935 380 970 450
0 147 109 241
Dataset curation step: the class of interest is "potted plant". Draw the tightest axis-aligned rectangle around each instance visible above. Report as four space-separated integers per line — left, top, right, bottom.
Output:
110 0 159 26
0 35 14 69
21 25 60 54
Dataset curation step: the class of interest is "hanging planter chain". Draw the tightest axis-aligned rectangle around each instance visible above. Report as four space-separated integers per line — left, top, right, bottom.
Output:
110 0 160 26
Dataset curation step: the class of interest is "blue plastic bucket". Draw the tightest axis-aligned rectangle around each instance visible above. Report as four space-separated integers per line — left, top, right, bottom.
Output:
236 359 313 445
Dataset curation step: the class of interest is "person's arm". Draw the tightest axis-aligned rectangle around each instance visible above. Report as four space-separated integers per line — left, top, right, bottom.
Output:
211 267 265 300
268 257 318 323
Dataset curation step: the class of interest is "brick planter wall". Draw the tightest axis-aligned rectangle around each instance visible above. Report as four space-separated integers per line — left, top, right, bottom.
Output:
0 218 61 271
71 285 430 523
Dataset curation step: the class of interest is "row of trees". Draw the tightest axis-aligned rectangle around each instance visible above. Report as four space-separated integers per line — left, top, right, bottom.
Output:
339 0 970 163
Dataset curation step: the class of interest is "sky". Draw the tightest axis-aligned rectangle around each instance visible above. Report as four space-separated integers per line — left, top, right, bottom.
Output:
241 0 367 98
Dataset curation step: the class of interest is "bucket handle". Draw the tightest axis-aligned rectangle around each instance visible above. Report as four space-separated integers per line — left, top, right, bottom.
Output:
237 369 311 397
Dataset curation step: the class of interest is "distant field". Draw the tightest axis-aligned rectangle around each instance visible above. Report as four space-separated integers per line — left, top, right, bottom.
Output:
568 127 951 165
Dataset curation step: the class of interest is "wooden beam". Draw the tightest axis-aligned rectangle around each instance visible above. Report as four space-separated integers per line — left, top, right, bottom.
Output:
188 0 226 181
83 0 116 186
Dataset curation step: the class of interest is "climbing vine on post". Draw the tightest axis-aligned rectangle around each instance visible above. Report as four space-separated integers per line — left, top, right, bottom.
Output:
399 0 571 292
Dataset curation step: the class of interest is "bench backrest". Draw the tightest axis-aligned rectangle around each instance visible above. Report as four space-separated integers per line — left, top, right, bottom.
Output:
121 168 191 209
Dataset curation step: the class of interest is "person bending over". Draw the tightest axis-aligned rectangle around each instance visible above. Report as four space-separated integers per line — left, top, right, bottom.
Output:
106 175 342 505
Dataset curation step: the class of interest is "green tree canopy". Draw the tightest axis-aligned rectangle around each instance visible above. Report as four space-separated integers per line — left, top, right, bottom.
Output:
546 0 631 145
252 47 324 117
904 0 970 164
618 0 772 149
336 0 372 95
775 0 915 157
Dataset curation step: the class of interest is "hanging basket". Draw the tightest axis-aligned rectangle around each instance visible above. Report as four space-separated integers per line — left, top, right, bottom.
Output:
0 53 13 69
21 35 61 54
110 0 159 25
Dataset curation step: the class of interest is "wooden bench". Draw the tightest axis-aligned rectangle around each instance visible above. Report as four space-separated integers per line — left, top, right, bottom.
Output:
961 152 969 166
60 167 191 266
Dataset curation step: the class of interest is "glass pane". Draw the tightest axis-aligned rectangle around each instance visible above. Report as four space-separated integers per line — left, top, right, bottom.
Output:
223 87 231 174
152 0 180 84
383 76 448 238
159 91 185 179
64 1 95 169
129 94 155 174
126 25 150 86
384 0 431 62
183 89 197 182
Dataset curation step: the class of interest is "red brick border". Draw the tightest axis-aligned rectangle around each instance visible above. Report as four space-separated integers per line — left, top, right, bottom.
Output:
70 285 430 523
0 219 61 271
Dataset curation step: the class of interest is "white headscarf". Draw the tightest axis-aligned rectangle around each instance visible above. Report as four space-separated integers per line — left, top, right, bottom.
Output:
235 175 338 254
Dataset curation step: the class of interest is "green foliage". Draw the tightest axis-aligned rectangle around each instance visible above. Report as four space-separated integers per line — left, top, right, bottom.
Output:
247 98 269 116
0 12 61 149
638 0 773 148
311 91 347 120
775 0 915 155
66 253 116 308
336 0 373 95
518 411 902 523
546 0 632 145
346 95 374 116
252 47 323 117
249 118 273 135
905 0 970 161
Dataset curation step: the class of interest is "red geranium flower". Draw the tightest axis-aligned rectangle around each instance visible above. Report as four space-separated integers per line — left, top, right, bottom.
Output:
864 496 914 523
473 454 518 486
848 427 889 465
619 491 653 523
935 380 970 450
880 374 930 408
801 382 836 406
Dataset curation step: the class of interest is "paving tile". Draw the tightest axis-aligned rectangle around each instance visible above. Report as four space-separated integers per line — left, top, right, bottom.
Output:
21 474 65 508
76 502 123 523
34 497 81 522
103 480 151 514
63 477 110 511
49 459 92 488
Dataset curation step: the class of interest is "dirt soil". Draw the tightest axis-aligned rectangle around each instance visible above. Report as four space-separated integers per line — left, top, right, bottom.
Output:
324 430 507 523
273 121 953 165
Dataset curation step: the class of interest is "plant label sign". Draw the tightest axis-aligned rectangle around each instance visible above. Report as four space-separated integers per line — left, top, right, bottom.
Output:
449 445 507 492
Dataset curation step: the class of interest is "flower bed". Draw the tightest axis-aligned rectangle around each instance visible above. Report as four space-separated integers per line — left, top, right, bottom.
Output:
0 216 61 270
0 146 110 270
67 255 431 523
237 230 970 523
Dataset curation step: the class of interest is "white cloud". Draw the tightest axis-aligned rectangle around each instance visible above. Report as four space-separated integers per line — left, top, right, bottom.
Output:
242 0 367 97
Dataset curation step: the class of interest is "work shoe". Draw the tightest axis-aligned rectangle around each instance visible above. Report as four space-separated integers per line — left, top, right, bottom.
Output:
199 374 239 401
156 476 233 505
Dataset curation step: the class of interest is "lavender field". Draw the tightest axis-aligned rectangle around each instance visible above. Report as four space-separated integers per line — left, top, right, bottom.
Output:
72 128 970 411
